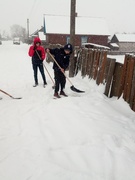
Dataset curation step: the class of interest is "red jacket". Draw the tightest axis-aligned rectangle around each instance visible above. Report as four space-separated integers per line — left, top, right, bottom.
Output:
28 37 46 62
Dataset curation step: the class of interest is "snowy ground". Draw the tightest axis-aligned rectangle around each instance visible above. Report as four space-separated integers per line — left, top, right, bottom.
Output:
0 41 135 180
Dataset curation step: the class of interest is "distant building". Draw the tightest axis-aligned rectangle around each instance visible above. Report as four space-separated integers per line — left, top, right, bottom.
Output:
29 27 46 44
110 33 135 53
30 16 110 47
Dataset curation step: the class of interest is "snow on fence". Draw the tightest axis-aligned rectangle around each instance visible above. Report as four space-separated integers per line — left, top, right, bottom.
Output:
77 48 135 112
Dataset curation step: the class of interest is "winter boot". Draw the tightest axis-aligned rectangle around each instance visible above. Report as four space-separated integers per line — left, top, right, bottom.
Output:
33 83 38 87
60 91 68 97
43 82 47 88
54 92 61 98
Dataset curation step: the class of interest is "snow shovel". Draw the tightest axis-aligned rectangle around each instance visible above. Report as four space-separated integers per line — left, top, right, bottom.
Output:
48 52 85 93
0 89 22 99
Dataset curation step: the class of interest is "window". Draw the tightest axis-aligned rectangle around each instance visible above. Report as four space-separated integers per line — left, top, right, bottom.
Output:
67 36 70 44
81 36 88 45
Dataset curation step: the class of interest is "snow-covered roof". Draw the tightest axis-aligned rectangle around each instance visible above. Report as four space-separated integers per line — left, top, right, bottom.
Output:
82 43 110 50
38 32 46 41
115 34 135 42
45 16 110 36
110 43 119 47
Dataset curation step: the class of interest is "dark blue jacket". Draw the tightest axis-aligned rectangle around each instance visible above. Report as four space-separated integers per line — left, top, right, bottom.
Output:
49 48 72 71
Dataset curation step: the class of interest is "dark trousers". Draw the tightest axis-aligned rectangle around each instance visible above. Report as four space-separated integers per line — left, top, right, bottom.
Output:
32 63 46 84
54 70 66 93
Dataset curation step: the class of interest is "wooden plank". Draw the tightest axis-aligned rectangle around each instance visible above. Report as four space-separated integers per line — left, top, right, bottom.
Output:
96 51 107 85
87 49 93 77
104 58 116 97
110 62 123 97
93 50 101 80
96 51 103 85
91 49 98 79
125 56 135 103
123 55 132 102
129 62 135 109
81 49 87 77
86 49 91 75
104 58 111 83
133 95 135 111
118 54 129 98
89 49 96 79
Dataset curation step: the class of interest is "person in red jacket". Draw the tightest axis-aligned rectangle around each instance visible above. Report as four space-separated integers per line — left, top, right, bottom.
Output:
28 37 47 87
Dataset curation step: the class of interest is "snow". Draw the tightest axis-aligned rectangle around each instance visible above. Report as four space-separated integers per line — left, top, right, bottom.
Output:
0 41 135 180
38 32 46 41
107 55 125 63
45 16 110 35
114 33 135 42
110 43 119 47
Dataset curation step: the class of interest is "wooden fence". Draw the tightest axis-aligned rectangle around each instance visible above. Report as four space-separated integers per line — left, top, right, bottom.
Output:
76 48 135 112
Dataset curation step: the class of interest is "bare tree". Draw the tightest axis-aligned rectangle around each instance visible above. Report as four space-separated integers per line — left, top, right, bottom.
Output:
10 24 26 42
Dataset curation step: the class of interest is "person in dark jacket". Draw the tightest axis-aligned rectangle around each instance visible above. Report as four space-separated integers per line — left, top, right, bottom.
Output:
28 37 47 87
46 43 73 98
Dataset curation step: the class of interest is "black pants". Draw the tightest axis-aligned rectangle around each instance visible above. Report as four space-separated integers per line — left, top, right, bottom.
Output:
54 70 66 93
32 63 46 84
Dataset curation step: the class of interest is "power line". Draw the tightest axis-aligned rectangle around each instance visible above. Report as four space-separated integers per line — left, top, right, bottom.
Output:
43 13 104 19
28 0 38 18
43 14 69 17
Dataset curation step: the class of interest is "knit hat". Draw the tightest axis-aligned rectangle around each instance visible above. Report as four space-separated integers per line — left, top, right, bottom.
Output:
64 43 73 53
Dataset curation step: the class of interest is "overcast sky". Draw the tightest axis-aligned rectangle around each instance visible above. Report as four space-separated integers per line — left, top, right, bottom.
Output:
0 0 135 36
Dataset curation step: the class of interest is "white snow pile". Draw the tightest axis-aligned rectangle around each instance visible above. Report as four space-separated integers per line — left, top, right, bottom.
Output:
0 41 135 180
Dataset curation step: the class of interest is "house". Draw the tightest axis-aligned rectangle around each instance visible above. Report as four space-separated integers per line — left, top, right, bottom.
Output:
110 33 135 53
28 27 46 44
30 16 110 47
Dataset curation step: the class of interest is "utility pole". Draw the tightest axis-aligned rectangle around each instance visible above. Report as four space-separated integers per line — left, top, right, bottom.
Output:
69 0 76 77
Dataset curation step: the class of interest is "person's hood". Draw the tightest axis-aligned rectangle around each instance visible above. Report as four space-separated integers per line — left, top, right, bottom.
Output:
33 37 41 45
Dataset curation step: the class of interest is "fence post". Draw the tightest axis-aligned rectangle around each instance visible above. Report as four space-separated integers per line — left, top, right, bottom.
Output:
129 57 135 110
96 51 107 85
118 54 129 98
110 62 123 97
81 49 88 77
104 58 116 97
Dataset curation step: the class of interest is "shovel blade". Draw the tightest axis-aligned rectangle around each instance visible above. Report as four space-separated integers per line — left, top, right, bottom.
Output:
70 85 85 93
12 97 22 99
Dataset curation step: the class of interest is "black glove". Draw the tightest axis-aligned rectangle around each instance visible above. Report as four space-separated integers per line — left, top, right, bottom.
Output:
33 46 37 51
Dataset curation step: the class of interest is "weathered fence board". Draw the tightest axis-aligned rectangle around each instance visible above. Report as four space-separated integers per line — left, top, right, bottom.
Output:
110 62 123 97
129 65 135 109
89 50 97 79
104 58 116 97
123 55 131 101
118 55 129 98
93 50 100 80
87 50 93 77
96 51 107 85
125 56 135 103
81 49 88 77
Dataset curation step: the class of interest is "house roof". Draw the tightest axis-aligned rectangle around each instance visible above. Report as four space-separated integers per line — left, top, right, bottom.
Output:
114 34 135 42
45 16 110 36
38 32 46 41
82 43 110 50
110 43 119 48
